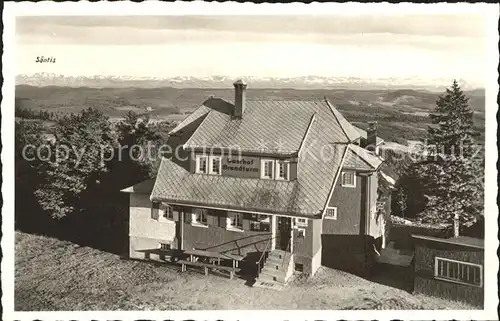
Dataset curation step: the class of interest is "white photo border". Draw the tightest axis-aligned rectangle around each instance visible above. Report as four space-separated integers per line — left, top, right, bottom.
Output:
2 2 498 321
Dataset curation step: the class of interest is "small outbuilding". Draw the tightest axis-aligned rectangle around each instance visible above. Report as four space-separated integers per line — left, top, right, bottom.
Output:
412 234 484 307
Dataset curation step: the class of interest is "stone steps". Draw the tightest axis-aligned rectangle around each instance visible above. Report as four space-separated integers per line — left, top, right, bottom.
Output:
260 268 287 283
253 250 293 290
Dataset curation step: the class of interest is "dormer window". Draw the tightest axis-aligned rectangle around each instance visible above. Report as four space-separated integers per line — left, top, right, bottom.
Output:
196 155 221 175
276 161 289 180
261 159 290 181
196 155 208 174
261 159 274 179
209 156 221 175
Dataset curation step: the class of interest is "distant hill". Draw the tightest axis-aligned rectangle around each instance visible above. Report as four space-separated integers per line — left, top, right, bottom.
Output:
15 85 485 144
16 73 483 92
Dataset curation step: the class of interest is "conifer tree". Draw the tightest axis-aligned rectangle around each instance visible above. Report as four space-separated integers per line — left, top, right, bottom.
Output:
412 80 483 236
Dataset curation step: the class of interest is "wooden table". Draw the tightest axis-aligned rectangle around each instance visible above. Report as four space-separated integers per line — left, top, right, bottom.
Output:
184 249 244 268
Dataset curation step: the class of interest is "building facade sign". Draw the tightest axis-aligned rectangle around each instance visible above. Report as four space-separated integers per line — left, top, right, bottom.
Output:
221 156 261 178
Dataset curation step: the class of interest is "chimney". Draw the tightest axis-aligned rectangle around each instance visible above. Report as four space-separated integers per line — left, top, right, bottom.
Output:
233 79 247 118
366 121 377 152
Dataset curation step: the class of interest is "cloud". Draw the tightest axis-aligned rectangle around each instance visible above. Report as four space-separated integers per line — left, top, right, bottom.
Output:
14 15 487 86
16 21 484 56
16 14 487 42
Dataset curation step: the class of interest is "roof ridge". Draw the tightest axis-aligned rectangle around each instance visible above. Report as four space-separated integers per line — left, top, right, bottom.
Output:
348 144 375 169
348 144 383 169
297 113 317 158
181 110 213 148
324 97 350 142
169 102 210 135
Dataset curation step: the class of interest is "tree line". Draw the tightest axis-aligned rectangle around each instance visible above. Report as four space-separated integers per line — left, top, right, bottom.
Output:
15 105 58 121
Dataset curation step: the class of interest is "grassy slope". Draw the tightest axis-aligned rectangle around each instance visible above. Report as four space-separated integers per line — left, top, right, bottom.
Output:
15 232 475 311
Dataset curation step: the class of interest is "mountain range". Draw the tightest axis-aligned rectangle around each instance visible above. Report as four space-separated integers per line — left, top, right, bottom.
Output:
15 73 479 92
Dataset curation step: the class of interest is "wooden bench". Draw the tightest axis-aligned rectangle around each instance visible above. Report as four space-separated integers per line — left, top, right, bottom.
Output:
178 260 241 279
211 264 241 280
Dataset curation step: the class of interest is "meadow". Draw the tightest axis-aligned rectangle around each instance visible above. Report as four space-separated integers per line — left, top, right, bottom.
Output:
16 232 475 311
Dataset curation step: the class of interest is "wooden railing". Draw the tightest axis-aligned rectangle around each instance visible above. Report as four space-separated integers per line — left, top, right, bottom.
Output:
256 237 274 275
281 237 291 269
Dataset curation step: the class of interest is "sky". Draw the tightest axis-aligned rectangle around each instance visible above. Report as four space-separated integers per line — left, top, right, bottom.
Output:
16 15 488 86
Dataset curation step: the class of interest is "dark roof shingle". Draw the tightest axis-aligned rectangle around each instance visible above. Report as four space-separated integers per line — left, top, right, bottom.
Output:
183 98 360 153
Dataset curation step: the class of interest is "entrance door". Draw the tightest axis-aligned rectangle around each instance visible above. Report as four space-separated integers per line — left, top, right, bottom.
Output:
276 217 292 251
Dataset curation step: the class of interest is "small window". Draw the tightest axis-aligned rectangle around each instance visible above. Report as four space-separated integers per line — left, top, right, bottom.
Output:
297 228 306 238
159 243 171 251
261 160 274 179
325 207 337 220
295 263 304 272
295 217 308 227
227 212 243 230
276 161 289 180
209 156 221 175
435 257 482 287
196 155 208 174
192 208 208 226
159 203 174 221
341 171 356 188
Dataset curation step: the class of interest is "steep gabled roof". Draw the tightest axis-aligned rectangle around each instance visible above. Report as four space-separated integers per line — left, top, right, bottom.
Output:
181 98 360 154
325 100 362 142
343 144 383 171
169 104 211 135
151 142 348 218
150 95 363 217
